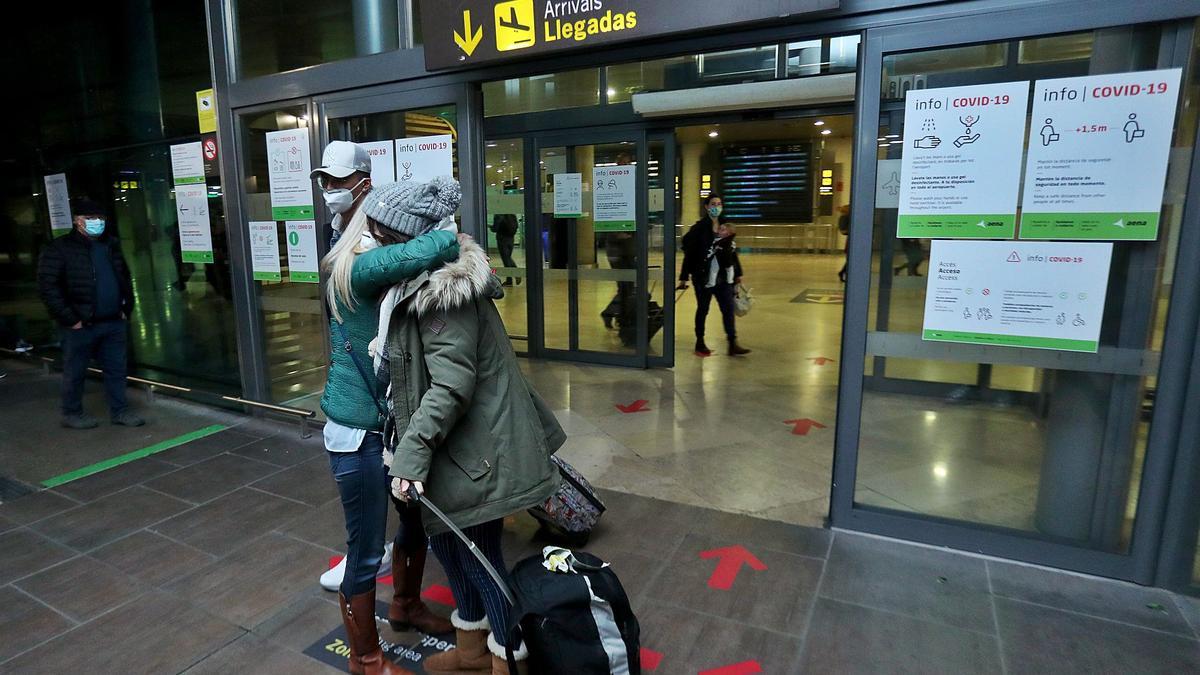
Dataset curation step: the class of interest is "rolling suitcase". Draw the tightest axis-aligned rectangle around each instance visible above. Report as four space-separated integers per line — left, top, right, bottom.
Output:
528 455 607 547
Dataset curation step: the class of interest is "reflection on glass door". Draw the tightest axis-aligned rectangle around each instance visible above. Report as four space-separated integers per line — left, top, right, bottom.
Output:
484 138 528 351
537 139 646 363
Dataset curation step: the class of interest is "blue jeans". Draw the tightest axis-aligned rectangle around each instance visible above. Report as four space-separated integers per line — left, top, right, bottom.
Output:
328 434 390 597
61 320 128 417
694 282 737 340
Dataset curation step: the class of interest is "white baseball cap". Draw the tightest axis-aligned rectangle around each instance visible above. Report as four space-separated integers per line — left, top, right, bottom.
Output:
310 141 372 179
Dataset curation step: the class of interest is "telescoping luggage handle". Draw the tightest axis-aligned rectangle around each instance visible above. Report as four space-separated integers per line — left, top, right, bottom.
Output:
405 486 516 606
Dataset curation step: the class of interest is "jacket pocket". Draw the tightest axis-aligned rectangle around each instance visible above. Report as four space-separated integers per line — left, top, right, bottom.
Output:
446 443 493 481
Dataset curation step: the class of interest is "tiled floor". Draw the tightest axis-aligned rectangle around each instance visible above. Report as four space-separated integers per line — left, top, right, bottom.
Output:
0 419 1197 673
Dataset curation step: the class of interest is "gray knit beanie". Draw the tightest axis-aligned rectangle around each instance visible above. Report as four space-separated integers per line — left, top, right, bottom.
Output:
363 176 462 238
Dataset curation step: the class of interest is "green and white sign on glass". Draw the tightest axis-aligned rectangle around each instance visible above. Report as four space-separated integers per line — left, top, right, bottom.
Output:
249 221 282 282
898 81 1030 238
266 128 314 220
1020 68 1183 240
592 166 635 232
922 240 1113 353
285 221 320 283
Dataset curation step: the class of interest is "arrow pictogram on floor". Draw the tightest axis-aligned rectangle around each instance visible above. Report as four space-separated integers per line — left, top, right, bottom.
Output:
700 545 767 590
807 356 836 366
616 399 650 413
785 418 826 435
700 660 763 675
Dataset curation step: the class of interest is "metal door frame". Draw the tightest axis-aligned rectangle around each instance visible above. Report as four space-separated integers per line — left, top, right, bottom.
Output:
832 5 1200 584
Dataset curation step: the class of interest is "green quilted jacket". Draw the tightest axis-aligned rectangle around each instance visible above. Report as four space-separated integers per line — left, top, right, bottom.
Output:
320 230 459 431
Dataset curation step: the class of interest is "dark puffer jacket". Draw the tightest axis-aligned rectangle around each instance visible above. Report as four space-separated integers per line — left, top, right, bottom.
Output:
37 231 134 327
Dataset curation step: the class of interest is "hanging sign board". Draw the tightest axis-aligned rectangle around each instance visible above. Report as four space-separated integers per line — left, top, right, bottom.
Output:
421 0 838 70
249 221 282 282
592 166 636 232
266 128 314 220
174 184 214 264
170 142 206 185
922 240 1113 353
44 173 73 234
359 141 396 184
285 221 320 283
897 81 1030 239
394 135 454 187
553 173 582 218
1019 68 1182 241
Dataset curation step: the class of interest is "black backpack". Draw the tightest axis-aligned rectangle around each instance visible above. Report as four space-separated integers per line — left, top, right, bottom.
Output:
506 548 641 675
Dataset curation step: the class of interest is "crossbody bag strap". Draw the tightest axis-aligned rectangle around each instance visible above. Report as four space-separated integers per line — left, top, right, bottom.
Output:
330 319 388 419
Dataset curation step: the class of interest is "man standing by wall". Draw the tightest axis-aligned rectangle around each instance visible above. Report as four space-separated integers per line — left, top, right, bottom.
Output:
37 199 144 429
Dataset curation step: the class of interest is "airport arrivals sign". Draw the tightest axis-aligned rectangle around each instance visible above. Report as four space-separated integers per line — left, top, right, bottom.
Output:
422 0 839 70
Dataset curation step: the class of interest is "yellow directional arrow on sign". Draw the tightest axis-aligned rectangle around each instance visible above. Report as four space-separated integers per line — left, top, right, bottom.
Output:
454 10 483 57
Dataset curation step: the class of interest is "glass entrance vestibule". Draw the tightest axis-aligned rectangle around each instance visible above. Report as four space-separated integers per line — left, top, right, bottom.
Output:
210 0 1200 592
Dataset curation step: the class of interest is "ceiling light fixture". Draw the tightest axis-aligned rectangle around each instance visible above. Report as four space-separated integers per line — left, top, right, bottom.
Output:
708 131 719 138
821 129 832 135
814 120 825 126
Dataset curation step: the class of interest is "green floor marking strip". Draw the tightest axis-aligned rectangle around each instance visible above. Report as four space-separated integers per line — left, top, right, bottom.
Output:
41 424 229 489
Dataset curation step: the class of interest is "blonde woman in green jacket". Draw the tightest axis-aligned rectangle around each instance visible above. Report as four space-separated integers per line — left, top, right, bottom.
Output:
320 180 464 675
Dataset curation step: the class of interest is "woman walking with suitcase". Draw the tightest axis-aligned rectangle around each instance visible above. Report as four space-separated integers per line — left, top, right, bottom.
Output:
378 177 565 675
320 182 463 675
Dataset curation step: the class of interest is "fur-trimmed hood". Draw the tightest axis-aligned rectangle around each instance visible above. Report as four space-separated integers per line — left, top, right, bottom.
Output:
405 238 501 316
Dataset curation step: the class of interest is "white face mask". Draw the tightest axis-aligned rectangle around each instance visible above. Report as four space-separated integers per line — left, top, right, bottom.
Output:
322 178 367 215
357 232 380 252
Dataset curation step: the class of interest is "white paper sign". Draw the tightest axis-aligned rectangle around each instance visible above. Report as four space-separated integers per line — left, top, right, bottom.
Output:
44 174 72 233
174 184 214 264
592 166 636 232
1020 68 1182 241
360 141 396 184
265 128 314 220
169 142 205 185
394 134 453 186
553 173 582 218
285 221 320 283
923 240 1113 353
875 158 901 209
249 221 282 282
898 81 1029 239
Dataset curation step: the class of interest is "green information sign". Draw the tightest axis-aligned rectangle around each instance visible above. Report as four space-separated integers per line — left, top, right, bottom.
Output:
923 329 1097 353
1018 212 1160 241
273 206 315 221
290 271 320 283
897 214 1016 239
593 221 635 232
253 271 282 282
182 251 215 264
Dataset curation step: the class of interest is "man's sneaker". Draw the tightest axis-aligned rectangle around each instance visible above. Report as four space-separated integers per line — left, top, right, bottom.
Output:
321 542 393 592
111 412 146 427
62 414 100 430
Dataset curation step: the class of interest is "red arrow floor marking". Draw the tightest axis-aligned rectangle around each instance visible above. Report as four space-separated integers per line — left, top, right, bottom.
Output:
421 584 457 607
699 545 767 590
699 661 763 675
616 399 651 413
807 356 836 366
640 647 664 671
784 418 827 436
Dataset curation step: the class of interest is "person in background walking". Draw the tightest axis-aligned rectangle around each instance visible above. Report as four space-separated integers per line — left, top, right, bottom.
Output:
678 193 750 357
37 198 144 429
837 204 851 283
381 178 565 675
895 238 924 276
319 177 463 675
490 213 520 286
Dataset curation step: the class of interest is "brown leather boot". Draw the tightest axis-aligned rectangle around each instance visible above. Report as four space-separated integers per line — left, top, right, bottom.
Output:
387 547 453 635
487 633 529 675
728 339 751 356
342 591 413 675
423 611 491 673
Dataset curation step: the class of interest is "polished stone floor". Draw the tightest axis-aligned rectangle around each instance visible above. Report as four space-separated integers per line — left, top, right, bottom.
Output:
0 414 1198 674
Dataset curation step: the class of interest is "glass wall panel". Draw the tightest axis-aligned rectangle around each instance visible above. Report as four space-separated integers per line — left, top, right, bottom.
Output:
235 0 400 79
240 106 325 409
483 70 600 117
857 26 1195 559
787 35 861 77
484 139 529 350
0 1 238 395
